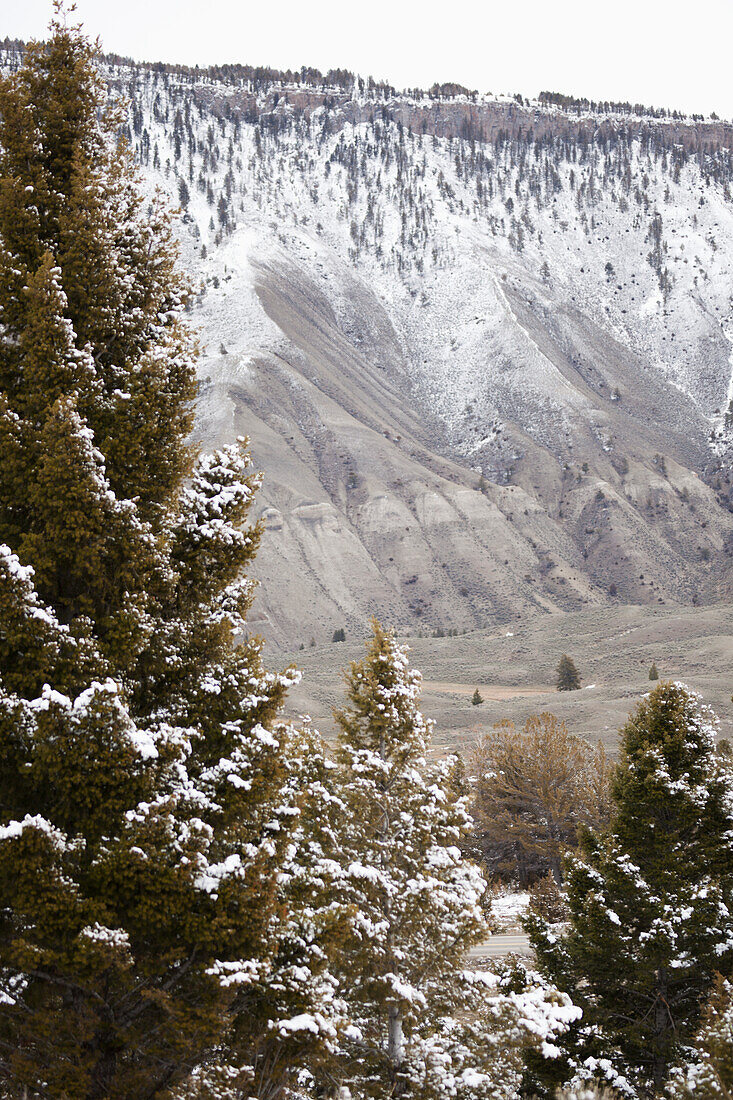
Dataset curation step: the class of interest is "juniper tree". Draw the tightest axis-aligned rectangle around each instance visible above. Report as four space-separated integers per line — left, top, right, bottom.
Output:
527 682 733 1098
556 655 581 691
0 12 336 1098
333 620 489 1096
405 960 582 1100
173 719 353 1100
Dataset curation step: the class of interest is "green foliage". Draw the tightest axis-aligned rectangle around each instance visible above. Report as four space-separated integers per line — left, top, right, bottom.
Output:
528 682 733 1097
472 687 483 705
333 620 490 1096
529 873 570 925
649 661 659 680
0 13 333 1098
556 655 581 691
403 960 582 1100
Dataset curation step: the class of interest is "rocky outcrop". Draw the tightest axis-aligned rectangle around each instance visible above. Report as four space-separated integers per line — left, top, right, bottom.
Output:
193 83 733 155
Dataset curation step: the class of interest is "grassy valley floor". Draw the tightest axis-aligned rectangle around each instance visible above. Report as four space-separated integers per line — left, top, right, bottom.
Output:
272 602 733 751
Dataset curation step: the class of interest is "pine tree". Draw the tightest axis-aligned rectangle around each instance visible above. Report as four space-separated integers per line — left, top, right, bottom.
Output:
256 724 353 1096
472 688 483 705
0 12 333 1097
649 662 659 680
556 655 581 691
527 682 733 1097
333 620 489 1096
175 718 353 1100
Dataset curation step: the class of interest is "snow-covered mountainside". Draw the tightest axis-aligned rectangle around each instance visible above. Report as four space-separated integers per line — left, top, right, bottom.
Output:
10 41 733 643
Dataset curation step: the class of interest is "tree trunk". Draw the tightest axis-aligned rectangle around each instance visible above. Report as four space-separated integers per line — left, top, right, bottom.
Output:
652 966 670 1092
516 843 528 887
548 819 564 885
388 1002 404 1068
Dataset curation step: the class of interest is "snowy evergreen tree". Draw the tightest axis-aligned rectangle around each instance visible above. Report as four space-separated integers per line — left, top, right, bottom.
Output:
332 620 490 1096
668 976 733 1100
527 682 733 1098
405 959 582 1100
0 12 338 1098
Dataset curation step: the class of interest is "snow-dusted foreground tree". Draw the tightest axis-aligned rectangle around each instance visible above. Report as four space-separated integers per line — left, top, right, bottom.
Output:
333 620 487 1092
331 621 579 1098
0 12 345 1099
527 682 733 1098
400 958 582 1100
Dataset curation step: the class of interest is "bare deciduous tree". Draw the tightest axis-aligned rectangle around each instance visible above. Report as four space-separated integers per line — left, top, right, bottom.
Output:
468 713 613 885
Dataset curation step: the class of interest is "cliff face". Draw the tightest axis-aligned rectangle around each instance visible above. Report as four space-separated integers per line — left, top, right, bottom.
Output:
191 83 733 153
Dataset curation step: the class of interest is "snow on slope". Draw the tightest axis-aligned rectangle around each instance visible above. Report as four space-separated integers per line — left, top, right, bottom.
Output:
105 63 733 642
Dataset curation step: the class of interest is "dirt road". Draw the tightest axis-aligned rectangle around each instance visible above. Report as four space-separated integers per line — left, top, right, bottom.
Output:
466 934 532 965
422 682 553 699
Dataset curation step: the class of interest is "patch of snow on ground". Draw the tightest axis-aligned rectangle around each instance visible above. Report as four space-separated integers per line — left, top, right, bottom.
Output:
491 890 530 931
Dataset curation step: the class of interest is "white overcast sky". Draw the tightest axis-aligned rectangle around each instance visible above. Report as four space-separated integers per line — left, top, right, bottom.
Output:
4 0 733 120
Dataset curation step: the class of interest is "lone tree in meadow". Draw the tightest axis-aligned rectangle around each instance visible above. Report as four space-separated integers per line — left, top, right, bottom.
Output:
556 654 581 691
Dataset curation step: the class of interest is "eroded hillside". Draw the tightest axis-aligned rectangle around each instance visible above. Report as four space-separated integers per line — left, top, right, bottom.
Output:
7 39 731 643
